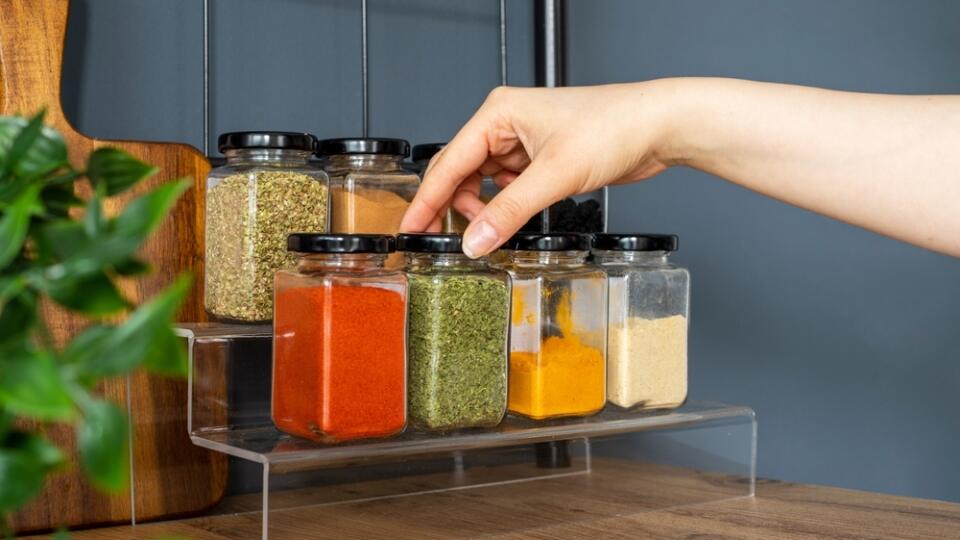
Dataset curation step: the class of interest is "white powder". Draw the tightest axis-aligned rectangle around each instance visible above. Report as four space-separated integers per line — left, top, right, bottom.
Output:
607 315 687 409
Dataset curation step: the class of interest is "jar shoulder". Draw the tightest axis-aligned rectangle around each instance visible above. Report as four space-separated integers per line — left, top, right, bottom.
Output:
208 163 329 184
601 263 689 278
405 266 510 281
500 264 606 281
276 268 407 287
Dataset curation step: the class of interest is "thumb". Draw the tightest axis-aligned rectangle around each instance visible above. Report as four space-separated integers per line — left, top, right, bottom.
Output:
462 157 579 258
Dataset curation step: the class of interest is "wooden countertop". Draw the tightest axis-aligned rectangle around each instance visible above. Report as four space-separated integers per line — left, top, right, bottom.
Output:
27 458 960 539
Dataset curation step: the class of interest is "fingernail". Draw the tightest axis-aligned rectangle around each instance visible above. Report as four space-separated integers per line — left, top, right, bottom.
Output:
463 220 499 258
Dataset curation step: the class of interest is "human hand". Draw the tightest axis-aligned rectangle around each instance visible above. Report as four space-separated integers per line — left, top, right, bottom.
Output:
399 80 681 257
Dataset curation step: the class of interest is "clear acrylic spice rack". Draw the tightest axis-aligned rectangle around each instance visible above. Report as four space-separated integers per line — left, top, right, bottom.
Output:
178 323 757 539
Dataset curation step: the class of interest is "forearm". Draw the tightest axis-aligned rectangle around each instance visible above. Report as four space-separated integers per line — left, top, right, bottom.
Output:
659 78 960 256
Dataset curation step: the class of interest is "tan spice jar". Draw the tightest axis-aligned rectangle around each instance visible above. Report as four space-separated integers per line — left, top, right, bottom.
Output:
318 138 418 266
204 131 329 322
593 234 689 410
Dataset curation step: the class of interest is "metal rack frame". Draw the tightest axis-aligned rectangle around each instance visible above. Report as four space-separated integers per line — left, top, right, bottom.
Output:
200 0 607 224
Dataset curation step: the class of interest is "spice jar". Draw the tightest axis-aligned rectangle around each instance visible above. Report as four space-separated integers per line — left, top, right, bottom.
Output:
593 234 688 410
205 131 329 322
411 142 444 175
398 234 510 431
272 234 407 442
498 233 607 420
412 143 499 234
521 191 605 233
318 138 418 265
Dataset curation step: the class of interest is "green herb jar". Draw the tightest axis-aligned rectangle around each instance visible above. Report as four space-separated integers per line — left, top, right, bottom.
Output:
398 234 511 431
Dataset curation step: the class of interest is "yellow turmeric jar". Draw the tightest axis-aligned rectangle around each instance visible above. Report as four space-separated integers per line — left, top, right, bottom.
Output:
498 233 607 420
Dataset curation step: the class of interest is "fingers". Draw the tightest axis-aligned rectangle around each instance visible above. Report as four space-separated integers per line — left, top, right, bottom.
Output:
462 153 580 258
399 114 492 232
452 173 486 221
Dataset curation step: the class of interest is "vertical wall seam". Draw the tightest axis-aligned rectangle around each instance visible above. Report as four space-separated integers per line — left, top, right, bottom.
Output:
361 0 369 137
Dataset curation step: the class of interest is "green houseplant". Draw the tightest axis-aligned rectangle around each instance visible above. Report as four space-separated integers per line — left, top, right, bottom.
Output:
0 111 190 534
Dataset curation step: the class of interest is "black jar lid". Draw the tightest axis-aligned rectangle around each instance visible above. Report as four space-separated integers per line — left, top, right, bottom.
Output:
592 233 679 252
503 233 591 252
411 143 446 163
316 138 410 157
396 233 464 253
287 233 396 254
217 131 316 153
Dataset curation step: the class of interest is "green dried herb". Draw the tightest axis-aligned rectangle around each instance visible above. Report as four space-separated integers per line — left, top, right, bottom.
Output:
407 272 509 430
205 171 328 321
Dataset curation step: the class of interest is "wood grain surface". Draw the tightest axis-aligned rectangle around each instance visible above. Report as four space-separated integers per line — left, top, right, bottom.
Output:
0 0 225 532
33 458 960 539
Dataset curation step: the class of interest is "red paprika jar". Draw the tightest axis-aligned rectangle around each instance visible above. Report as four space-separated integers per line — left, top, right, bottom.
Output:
272 233 407 442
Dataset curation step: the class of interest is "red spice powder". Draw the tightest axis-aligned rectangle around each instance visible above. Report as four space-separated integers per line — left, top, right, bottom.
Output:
272 284 406 442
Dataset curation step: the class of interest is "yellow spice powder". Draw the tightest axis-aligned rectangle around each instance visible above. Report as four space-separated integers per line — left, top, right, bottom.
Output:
509 335 606 419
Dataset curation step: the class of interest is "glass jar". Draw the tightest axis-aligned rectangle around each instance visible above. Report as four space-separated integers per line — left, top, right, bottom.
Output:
520 191 606 233
319 137 417 225
498 234 607 420
205 131 329 322
593 234 688 410
412 143 500 234
411 142 444 176
272 234 407 442
398 234 510 431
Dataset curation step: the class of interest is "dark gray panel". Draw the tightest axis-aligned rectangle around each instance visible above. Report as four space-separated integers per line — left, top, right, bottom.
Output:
209 0 362 152
366 0 502 145
506 0 535 87
568 0 960 501
62 0 203 147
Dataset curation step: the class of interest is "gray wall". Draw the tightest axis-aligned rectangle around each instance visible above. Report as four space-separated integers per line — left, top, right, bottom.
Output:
61 0 959 502
568 0 960 502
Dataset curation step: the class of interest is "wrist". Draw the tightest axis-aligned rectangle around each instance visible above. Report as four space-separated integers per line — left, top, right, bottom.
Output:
634 78 703 168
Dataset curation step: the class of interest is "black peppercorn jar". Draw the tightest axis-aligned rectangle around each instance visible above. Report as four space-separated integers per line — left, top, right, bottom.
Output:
397 233 511 431
205 131 329 322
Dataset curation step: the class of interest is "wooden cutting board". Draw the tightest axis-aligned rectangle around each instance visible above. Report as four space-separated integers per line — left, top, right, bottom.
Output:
0 0 227 531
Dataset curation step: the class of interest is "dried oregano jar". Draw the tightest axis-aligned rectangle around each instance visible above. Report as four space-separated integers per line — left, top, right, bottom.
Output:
398 233 510 431
205 132 329 322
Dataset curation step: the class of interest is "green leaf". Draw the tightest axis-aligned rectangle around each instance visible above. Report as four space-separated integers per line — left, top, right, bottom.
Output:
36 180 189 280
0 112 43 179
0 275 24 303
142 327 188 378
37 270 130 317
0 407 12 440
5 431 66 470
112 257 151 276
86 148 157 197
40 181 83 219
52 528 70 540
35 220 86 261
0 290 37 350
112 178 189 240
63 324 113 366
76 399 129 492
0 114 68 179
0 448 45 512
0 350 75 421
76 275 190 378
0 183 42 269
83 189 104 236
